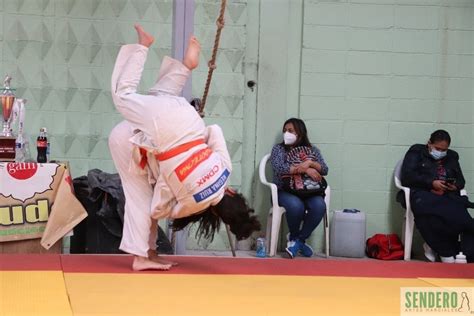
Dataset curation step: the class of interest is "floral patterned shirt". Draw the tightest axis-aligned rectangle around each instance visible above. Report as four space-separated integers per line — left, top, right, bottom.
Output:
270 143 329 189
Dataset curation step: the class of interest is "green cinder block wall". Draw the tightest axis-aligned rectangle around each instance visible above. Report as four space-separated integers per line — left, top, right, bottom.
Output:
255 0 473 254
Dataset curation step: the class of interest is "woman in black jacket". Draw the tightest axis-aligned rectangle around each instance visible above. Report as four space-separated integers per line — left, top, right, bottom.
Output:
401 130 474 263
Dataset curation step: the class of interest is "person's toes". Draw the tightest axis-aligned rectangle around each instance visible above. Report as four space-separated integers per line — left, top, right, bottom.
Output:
134 24 143 33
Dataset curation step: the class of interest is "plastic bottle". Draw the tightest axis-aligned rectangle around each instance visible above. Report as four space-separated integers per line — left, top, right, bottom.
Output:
37 127 47 163
23 132 31 161
256 237 266 258
14 99 26 162
454 235 467 264
455 252 467 264
47 140 50 162
15 133 25 162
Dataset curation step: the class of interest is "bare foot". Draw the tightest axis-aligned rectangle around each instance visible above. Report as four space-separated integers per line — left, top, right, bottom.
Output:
183 36 200 70
132 255 171 271
134 24 154 48
147 249 179 266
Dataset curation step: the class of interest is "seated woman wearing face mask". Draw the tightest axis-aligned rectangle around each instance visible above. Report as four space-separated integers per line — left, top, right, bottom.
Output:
400 129 474 263
269 118 329 258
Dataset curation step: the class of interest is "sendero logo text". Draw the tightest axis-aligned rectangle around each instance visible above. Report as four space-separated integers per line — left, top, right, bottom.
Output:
401 287 473 315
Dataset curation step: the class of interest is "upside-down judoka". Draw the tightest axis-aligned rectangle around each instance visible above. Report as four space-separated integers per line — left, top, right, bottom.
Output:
109 25 260 270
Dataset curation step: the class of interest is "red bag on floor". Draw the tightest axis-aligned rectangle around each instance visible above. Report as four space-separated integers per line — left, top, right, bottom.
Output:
366 234 404 260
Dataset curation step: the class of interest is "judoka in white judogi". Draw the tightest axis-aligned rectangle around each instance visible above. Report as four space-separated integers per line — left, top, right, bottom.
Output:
109 41 231 260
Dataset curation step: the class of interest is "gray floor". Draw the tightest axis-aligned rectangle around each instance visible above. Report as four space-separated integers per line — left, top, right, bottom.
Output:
184 249 429 262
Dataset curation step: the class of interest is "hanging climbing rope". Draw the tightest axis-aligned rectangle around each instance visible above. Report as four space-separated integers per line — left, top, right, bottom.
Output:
196 0 227 117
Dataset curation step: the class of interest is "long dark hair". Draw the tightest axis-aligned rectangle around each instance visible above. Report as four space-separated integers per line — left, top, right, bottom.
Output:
281 118 312 149
172 192 261 242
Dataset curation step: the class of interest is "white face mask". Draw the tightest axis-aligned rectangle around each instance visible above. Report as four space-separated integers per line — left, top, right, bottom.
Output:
430 148 447 160
283 132 297 145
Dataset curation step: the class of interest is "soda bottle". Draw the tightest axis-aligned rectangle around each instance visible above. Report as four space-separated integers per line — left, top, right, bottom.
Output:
47 142 50 161
15 132 25 162
43 127 50 162
37 127 47 163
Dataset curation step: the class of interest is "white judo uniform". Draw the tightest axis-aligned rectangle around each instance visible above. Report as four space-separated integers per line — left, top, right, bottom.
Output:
109 44 232 257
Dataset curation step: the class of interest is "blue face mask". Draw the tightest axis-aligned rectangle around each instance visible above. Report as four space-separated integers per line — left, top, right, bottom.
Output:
430 148 447 160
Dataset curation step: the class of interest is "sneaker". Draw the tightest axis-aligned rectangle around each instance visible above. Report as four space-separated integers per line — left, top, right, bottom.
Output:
300 242 313 257
286 240 302 259
287 240 296 248
286 233 294 248
423 243 436 262
440 256 455 263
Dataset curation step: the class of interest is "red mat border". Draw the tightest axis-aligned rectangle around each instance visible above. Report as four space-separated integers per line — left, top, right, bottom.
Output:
2 254 472 279
60 255 474 279
0 254 62 271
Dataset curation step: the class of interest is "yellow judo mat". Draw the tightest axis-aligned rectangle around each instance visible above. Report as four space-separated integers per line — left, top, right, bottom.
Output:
2 272 473 316
1 271 73 316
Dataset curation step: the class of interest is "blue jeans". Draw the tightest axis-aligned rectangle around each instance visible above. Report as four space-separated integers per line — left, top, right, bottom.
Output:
278 190 326 242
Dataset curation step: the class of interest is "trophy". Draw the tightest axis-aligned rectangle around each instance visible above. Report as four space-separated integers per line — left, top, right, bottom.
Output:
0 75 16 161
1 75 16 137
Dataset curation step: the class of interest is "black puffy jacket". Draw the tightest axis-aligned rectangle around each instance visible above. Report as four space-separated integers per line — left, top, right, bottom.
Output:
401 144 465 191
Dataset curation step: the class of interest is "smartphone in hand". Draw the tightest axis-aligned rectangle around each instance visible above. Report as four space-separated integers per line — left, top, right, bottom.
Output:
445 178 456 185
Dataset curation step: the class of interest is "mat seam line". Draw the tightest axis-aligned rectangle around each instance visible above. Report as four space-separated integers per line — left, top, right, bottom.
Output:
60 255 75 316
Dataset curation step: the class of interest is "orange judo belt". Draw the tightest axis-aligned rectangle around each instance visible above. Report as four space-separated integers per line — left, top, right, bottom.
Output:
138 139 205 169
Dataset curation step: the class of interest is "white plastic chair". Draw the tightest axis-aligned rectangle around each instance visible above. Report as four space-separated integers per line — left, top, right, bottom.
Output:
393 159 467 261
259 153 330 257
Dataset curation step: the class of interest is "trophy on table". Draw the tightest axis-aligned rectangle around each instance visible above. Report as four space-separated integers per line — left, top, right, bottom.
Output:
0 75 17 161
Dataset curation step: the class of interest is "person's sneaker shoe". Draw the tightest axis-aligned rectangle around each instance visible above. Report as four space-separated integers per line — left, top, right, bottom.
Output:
300 242 314 257
287 239 295 248
286 233 294 248
285 240 302 259
423 243 436 262
440 256 455 263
